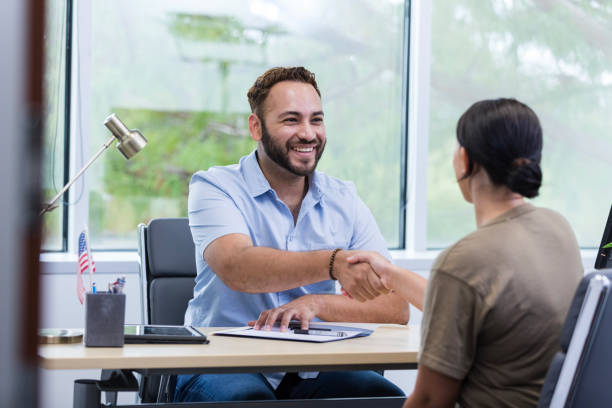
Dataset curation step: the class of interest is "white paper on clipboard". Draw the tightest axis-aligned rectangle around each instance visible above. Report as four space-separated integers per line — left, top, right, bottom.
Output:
213 324 373 343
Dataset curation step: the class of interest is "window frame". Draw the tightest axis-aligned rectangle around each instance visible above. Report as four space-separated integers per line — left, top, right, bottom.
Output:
40 0 74 252
404 0 430 254
58 0 73 252
65 0 91 254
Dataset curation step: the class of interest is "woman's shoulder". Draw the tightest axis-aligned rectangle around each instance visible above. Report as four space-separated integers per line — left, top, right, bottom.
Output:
530 205 573 228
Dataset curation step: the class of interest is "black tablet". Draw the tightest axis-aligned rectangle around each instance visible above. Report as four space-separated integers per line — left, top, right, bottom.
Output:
124 325 209 344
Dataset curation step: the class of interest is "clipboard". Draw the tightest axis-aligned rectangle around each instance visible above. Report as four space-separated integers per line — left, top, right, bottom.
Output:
213 323 373 343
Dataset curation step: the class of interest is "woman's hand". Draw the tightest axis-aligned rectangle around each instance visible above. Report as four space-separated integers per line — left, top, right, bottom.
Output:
346 251 395 291
332 250 391 302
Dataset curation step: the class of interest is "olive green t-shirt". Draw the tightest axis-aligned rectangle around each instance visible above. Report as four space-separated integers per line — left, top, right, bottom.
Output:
420 204 583 408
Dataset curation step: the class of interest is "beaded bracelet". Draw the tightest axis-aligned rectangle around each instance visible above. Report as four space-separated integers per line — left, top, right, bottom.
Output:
329 248 342 281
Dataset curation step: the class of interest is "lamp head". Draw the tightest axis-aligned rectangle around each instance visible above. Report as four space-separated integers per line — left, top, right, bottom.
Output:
104 113 147 159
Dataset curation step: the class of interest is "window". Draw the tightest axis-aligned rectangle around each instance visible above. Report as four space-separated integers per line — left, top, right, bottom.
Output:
86 0 407 249
426 0 612 248
43 0 612 254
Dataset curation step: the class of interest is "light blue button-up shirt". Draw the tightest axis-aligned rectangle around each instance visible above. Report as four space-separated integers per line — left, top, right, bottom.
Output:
185 150 390 387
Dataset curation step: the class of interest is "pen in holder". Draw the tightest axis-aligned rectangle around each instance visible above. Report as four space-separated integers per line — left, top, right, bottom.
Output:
84 292 126 347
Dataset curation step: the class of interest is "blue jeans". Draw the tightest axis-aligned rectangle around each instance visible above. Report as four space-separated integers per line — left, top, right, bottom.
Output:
174 371 404 402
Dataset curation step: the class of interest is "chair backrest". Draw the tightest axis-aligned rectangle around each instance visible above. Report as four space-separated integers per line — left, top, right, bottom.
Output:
136 218 197 403
538 271 612 408
137 218 197 325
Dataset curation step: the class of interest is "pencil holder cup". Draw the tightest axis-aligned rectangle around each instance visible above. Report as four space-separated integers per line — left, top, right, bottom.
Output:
84 292 126 347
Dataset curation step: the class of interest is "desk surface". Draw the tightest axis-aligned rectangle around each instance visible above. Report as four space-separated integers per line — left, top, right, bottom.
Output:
39 324 419 373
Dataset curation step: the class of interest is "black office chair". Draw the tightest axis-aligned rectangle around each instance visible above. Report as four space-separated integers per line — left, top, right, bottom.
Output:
537 271 612 407
137 217 197 402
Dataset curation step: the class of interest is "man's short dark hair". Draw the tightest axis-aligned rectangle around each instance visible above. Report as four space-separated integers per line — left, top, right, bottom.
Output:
247 67 321 118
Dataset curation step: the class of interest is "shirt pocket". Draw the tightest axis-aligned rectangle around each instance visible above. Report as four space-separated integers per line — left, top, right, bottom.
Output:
304 225 350 251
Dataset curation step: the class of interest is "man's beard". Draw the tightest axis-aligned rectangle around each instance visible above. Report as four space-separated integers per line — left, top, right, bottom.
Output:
260 119 325 176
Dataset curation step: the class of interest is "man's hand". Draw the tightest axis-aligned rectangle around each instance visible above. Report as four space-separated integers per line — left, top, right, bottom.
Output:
248 295 321 331
333 251 390 302
346 251 395 291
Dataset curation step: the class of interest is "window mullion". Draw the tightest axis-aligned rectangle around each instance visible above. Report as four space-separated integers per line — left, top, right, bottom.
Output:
67 0 91 254
405 0 432 253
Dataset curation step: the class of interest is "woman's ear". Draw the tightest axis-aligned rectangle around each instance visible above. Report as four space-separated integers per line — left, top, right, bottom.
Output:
248 113 262 142
458 146 470 177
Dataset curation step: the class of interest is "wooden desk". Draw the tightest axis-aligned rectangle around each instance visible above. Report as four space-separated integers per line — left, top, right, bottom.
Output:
40 324 419 373
39 324 419 407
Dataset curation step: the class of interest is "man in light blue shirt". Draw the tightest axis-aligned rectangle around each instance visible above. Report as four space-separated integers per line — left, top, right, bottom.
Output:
176 67 409 402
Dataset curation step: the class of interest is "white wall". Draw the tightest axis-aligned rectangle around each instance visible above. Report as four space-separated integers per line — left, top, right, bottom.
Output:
39 263 142 408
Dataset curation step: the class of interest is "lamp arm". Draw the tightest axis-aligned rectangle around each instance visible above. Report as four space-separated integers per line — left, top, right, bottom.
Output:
40 135 116 215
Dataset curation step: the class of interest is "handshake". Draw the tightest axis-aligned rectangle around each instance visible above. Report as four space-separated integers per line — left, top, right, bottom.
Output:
334 251 397 303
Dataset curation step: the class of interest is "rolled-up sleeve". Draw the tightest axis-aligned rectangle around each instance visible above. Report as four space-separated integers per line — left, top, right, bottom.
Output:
188 172 250 258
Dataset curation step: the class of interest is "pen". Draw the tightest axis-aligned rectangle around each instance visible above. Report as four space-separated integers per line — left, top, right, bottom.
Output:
288 322 331 331
108 276 126 294
293 329 347 337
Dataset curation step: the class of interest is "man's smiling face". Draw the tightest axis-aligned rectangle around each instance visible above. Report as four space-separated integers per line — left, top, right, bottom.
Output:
256 80 326 176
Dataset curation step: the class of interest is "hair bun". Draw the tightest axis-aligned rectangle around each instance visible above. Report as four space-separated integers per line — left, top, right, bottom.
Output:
506 160 542 198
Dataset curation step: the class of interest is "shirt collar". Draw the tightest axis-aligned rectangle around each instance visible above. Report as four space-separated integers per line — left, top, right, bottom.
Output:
241 149 324 201
480 202 536 228
308 171 324 201
242 150 272 197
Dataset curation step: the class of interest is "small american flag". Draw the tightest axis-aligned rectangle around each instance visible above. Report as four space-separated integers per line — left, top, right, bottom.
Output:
77 229 95 304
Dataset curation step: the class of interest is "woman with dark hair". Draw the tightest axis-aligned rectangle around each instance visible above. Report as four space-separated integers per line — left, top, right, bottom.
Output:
348 98 583 407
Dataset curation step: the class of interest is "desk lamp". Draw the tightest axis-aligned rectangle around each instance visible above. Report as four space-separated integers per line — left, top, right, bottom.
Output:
40 114 147 215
